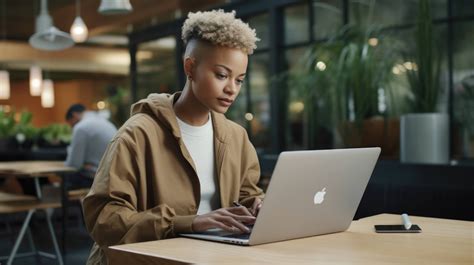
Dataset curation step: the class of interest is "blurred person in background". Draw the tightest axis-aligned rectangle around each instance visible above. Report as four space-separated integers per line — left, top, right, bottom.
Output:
65 104 117 188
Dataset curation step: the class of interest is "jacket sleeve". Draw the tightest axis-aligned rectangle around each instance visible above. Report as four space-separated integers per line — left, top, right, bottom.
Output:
82 137 195 248
238 129 265 208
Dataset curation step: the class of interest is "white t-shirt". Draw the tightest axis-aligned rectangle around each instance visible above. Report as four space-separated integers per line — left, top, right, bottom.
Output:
176 114 220 214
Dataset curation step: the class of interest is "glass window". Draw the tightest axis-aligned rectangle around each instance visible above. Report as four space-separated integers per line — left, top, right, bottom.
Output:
285 45 336 151
349 0 447 27
284 4 310 45
435 24 449 114
247 13 270 50
249 52 271 152
431 0 448 19
285 46 309 150
136 36 178 100
453 0 474 17
380 23 449 116
384 28 418 116
453 21 474 159
312 0 343 40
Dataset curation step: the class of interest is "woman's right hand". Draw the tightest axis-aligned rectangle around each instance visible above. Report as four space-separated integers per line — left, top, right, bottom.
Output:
192 206 256 233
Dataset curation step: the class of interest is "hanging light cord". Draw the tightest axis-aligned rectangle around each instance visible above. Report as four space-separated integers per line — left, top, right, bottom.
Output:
1 0 6 41
76 0 81 17
1 0 6 70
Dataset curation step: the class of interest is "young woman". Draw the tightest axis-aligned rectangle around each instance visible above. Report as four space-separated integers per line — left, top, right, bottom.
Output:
83 9 264 265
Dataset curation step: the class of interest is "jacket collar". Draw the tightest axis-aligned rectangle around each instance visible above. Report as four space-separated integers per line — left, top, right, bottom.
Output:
131 92 229 144
169 93 229 144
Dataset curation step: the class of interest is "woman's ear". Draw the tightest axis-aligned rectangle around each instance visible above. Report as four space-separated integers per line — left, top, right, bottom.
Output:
184 57 196 80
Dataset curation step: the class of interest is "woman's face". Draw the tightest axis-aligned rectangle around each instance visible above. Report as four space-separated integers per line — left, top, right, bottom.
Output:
190 46 248 114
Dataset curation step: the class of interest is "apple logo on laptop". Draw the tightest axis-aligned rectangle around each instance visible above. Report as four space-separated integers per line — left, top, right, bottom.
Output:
313 188 326 205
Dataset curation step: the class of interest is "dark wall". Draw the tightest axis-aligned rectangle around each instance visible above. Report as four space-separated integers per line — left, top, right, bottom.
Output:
355 160 473 221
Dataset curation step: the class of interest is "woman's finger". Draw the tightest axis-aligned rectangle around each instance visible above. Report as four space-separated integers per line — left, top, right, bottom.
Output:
208 219 235 232
215 215 251 233
227 205 254 217
221 208 256 223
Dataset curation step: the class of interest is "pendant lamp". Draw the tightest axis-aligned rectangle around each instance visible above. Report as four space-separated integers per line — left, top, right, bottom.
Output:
98 0 133 15
0 0 10 99
41 79 55 108
29 0 74 51
70 0 88 42
30 65 43 96
0 71 10 100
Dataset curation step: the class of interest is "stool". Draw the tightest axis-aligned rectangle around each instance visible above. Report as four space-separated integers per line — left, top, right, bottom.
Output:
0 192 63 265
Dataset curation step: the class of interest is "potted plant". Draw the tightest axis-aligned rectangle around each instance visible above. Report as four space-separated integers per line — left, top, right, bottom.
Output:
283 24 398 155
0 109 16 150
39 124 72 148
400 0 448 164
13 111 39 149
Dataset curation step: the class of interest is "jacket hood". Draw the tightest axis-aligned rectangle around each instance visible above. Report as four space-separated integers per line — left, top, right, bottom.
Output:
131 93 181 139
130 92 228 143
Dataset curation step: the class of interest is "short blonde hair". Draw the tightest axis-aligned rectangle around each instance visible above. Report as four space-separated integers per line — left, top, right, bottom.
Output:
181 9 259 55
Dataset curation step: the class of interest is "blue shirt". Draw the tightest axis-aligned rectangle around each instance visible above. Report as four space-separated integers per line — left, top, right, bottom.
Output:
65 112 117 174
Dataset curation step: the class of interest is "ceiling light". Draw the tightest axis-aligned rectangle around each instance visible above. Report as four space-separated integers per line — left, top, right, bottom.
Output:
41 79 55 108
368 38 379 46
0 71 10 100
70 16 88 43
29 0 74 51
70 0 88 43
98 0 133 15
30 65 42 96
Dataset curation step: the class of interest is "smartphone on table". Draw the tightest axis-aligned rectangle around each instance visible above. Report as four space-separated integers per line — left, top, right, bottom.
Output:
374 225 422 233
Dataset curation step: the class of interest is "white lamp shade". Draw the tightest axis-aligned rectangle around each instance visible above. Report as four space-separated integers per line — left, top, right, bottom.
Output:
30 0 74 51
41 79 55 108
29 26 75 51
98 0 133 15
0 71 10 100
30 66 43 96
70 16 88 43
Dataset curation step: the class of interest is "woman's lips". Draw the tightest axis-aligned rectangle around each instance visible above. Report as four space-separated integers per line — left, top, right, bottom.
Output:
218 98 233 107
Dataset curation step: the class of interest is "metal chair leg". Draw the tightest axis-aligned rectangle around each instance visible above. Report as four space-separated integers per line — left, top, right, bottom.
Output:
46 208 64 265
26 227 37 254
6 209 35 265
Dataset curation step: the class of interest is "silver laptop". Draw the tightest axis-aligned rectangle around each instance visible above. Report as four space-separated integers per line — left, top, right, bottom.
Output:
180 147 381 246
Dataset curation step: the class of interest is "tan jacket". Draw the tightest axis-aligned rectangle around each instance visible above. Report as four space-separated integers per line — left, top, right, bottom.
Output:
83 93 264 265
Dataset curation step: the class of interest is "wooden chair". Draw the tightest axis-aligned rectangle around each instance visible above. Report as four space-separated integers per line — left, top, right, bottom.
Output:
0 191 63 265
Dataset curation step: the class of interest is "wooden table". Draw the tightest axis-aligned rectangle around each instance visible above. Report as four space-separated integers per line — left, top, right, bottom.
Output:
108 214 473 264
0 161 75 177
0 161 76 264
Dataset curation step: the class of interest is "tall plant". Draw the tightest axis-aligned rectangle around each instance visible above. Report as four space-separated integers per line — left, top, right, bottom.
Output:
406 0 441 113
284 25 396 148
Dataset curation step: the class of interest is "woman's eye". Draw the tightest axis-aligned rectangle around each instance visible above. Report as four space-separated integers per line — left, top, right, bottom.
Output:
236 79 244 85
216 73 227 80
